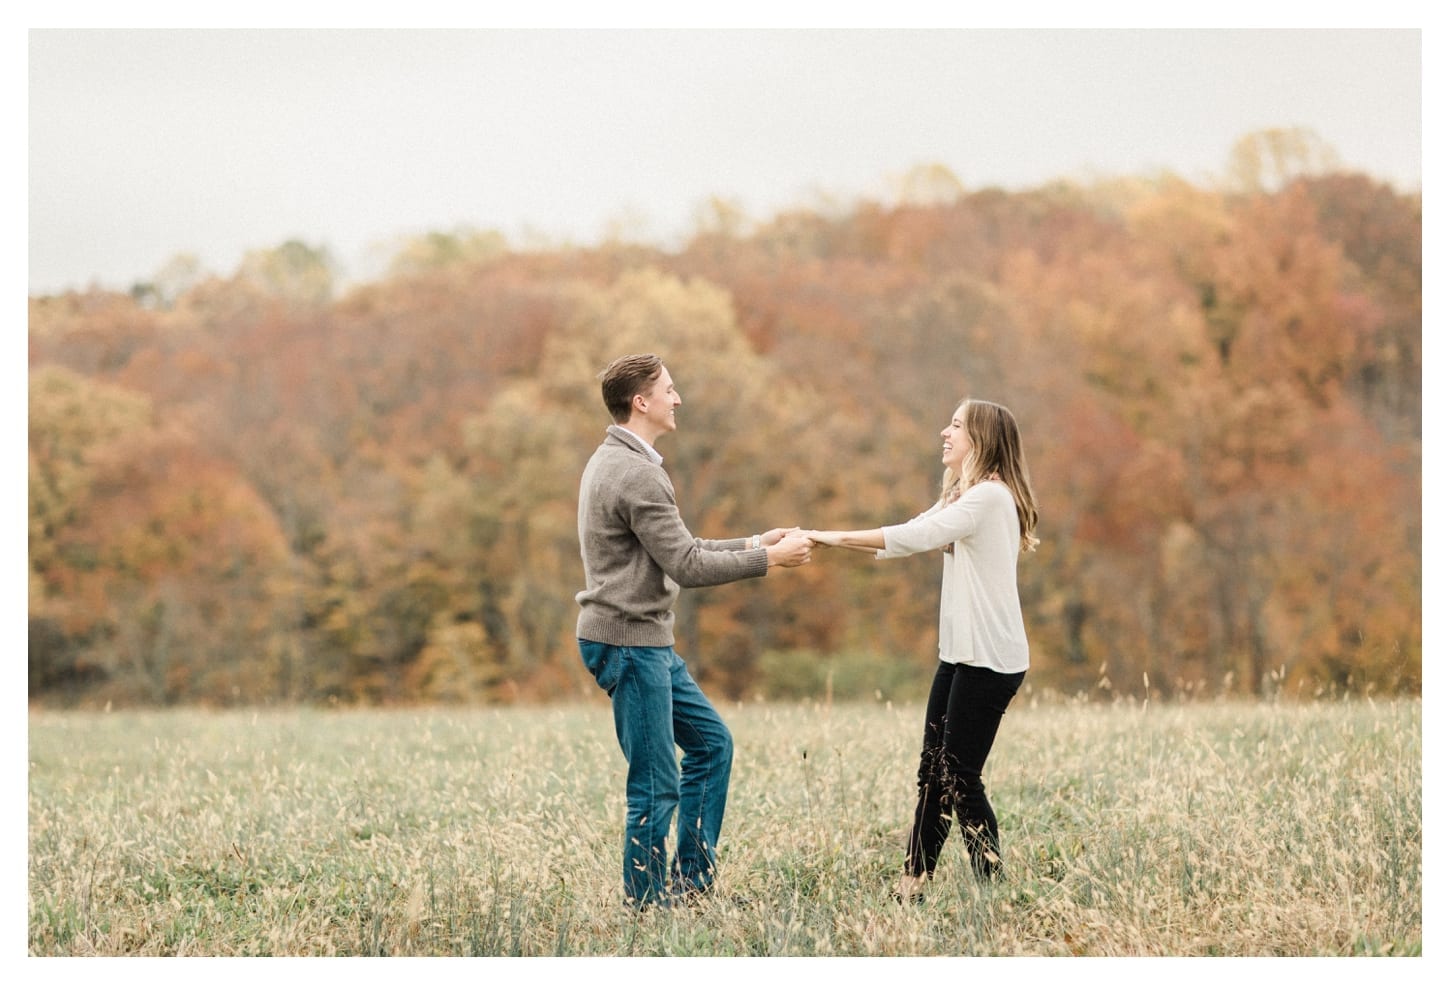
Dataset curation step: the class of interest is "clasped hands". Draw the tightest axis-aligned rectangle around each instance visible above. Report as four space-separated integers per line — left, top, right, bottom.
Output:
761 527 871 568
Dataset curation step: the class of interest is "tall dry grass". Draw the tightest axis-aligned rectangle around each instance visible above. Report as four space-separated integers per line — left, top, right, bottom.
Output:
28 694 1420 956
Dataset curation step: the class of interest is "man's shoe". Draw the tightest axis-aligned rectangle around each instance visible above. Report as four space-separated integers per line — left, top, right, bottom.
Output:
674 885 752 909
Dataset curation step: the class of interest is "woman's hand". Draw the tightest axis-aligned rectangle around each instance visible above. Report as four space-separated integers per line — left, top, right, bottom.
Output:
805 530 880 553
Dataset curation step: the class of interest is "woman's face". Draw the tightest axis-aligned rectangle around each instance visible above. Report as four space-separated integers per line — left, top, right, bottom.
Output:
941 404 971 475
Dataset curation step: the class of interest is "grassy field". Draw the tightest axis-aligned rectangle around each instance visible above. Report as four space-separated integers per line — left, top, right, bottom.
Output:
28 694 1421 957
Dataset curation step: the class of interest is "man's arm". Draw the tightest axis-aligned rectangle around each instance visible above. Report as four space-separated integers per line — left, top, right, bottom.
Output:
627 471 771 587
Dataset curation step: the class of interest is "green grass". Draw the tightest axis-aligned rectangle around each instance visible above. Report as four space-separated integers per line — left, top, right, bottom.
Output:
28 695 1421 956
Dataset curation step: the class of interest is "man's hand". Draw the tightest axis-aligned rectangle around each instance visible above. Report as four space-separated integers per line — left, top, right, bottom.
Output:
760 527 801 547
765 532 813 568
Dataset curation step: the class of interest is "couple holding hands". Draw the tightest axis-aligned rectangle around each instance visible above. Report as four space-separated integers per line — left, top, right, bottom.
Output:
576 354 1039 910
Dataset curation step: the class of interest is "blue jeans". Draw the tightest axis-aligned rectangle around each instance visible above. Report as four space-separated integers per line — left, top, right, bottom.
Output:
578 640 734 907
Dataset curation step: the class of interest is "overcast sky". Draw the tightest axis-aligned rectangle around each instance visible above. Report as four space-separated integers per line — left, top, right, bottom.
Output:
27 27 1423 296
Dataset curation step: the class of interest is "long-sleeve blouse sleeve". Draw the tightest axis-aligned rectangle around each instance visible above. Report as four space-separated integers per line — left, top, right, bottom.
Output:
878 485 1003 558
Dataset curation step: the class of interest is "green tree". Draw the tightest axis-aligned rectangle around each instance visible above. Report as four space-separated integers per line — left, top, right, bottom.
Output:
236 239 336 307
385 226 509 277
1224 127 1341 195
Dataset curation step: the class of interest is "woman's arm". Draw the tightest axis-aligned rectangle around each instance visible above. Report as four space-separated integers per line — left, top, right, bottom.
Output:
806 529 885 554
807 499 948 557
809 489 998 559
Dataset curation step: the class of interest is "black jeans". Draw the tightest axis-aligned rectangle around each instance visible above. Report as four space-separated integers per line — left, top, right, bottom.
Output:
906 661 1025 880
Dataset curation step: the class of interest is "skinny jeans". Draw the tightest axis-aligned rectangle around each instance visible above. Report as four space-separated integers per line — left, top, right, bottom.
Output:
906 660 1025 880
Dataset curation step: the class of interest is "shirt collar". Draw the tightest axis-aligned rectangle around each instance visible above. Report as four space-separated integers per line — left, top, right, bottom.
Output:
607 424 664 465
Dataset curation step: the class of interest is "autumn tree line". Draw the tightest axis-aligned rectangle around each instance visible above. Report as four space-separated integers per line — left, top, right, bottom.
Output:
28 142 1421 707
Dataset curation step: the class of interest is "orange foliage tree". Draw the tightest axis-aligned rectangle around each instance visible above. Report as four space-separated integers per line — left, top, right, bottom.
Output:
28 152 1421 706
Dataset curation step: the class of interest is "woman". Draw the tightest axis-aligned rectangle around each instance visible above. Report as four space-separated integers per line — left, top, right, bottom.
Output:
808 398 1038 902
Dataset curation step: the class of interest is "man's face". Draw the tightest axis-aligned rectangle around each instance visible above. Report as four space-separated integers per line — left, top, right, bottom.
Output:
637 366 681 436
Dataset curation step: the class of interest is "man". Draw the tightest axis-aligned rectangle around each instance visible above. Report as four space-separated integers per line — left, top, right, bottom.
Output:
576 353 812 908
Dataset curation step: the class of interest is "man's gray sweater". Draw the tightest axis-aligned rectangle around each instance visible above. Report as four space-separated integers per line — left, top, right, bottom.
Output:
576 426 769 647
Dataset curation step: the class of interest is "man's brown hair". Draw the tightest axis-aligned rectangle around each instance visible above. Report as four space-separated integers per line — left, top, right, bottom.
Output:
598 354 664 424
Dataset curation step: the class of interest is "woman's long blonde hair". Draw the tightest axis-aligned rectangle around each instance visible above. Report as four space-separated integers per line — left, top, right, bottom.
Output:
940 398 1040 553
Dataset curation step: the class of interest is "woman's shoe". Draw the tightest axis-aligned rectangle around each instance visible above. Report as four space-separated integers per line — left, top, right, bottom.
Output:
890 872 928 905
